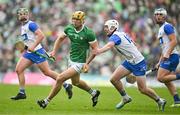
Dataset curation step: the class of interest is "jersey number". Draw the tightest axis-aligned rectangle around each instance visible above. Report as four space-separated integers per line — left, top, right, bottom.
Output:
22 34 28 41
159 37 163 44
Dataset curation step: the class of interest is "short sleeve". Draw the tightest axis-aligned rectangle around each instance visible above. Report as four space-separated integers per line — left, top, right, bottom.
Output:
29 22 39 32
164 24 175 35
109 34 121 45
64 25 69 35
87 29 96 43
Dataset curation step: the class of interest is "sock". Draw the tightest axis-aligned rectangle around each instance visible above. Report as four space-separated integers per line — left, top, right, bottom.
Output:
119 90 126 96
176 74 180 80
88 89 96 96
19 87 25 94
63 82 69 89
174 94 180 102
155 97 160 102
44 98 50 105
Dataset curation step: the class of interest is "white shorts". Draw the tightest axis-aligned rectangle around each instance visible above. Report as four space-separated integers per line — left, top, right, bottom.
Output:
68 60 85 74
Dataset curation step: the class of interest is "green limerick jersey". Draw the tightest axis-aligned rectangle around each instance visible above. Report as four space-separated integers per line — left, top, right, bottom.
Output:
64 24 96 63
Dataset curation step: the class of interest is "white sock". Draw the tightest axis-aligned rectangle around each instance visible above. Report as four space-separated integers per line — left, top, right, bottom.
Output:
44 98 50 105
122 94 130 100
91 90 97 97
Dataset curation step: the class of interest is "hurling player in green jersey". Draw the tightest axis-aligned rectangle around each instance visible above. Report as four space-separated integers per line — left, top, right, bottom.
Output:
37 11 100 108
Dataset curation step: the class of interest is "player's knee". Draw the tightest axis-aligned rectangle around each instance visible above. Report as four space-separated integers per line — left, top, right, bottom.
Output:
138 87 147 94
15 68 22 75
157 77 164 83
56 76 65 84
41 69 51 76
110 77 117 84
72 81 80 86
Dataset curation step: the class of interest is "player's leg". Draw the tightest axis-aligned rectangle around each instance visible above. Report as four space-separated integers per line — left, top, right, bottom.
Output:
69 61 100 107
36 51 73 99
37 67 77 108
11 57 33 100
71 74 100 107
157 69 180 82
157 54 180 107
136 77 166 111
157 67 176 82
110 63 132 109
137 76 160 100
157 54 180 82
131 60 166 111
165 82 180 107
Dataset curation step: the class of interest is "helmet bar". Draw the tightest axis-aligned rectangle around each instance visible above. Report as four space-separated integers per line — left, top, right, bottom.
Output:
154 8 167 16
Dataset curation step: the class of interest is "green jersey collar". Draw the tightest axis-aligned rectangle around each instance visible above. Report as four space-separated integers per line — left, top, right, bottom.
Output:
74 25 85 33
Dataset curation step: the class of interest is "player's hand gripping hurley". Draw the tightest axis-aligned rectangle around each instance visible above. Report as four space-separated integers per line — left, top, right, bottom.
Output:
15 40 56 62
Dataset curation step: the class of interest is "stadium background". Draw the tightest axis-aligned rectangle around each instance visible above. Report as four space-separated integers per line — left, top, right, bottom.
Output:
0 0 180 86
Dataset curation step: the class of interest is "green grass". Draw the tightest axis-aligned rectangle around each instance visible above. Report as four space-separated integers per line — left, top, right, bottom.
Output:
0 84 180 115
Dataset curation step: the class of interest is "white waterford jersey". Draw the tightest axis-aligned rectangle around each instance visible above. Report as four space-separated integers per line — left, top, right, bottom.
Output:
20 20 42 50
109 31 144 64
157 22 178 55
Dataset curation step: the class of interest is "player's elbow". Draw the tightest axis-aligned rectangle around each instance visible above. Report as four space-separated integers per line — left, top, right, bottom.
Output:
171 38 177 46
174 40 177 46
40 34 45 40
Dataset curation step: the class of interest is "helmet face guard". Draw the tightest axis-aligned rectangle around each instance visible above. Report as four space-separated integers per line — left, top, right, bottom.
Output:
17 8 29 22
154 8 167 24
104 20 119 31
17 8 29 15
104 20 119 36
154 8 167 16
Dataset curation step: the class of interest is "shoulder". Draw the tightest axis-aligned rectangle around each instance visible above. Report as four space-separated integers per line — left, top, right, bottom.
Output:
64 24 74 32
163 22 175 35
28 21 39 32
64 24 74 30
109 32 121 40
109 32 121 45
28 20 38 26
164 22 174 29
66 24 73 28
113 31 125 38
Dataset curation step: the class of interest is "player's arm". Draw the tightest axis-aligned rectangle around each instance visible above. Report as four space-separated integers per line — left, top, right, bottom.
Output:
86 40 99 64
164 34 177 57
52 32 66 55
28 22 45 51
33 29 45 48
97 41 115 54
83 30 98 73
94 34 120 55
83 40 99 73
163 24 177 58
156 54 163 69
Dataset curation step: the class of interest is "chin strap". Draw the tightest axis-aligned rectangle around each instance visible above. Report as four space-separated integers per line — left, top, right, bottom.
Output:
107 28 117 37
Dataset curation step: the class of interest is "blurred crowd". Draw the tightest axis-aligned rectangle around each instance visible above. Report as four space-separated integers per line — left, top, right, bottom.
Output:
0 0 180 76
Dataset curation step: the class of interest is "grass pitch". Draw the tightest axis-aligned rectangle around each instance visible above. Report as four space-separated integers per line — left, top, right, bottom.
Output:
0 84 180 115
